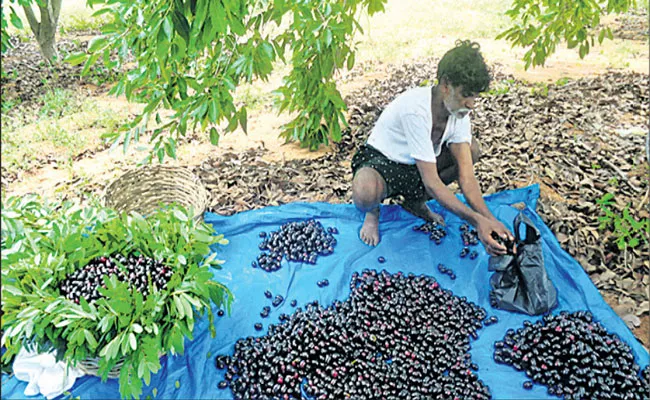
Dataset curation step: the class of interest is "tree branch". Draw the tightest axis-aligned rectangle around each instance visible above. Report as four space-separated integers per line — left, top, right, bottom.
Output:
22 4 41 37
45 0 58 26
51 0 63 23
38 0 52 30
38 3 51 33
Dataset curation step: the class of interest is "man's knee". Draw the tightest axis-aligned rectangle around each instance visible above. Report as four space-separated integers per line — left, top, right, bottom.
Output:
352 168 386 210
470 138 481 164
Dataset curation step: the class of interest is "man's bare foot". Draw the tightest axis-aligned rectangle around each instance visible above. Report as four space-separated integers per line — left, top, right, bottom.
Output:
401 199 445 225
360 207 380 246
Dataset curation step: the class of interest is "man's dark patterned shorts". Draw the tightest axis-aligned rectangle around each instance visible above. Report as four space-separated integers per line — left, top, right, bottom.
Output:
351 144 428 200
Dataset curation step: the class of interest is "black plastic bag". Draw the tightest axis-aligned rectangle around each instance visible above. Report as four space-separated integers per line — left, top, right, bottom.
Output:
488 212 557 315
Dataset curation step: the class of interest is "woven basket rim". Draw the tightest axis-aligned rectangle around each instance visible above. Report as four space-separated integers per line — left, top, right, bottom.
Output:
78 351 166 378
103 165 210 220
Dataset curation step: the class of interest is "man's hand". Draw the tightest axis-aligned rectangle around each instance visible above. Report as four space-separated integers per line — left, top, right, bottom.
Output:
475 217 515 256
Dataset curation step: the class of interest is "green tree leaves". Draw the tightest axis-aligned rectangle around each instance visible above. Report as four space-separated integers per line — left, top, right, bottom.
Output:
498 0 630 69
272 0 375 149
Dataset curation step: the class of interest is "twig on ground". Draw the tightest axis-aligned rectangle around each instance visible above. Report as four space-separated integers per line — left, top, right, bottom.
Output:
637 186 649 212
601 158 642 193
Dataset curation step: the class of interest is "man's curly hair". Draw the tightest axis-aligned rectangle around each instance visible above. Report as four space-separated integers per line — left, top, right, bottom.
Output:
437 40 491 96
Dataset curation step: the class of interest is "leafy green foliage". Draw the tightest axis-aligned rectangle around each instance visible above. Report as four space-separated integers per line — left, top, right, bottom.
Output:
1 195 232 399
271 1 380 149
497 0 633 69
555 77 571 86
596 192 649 251
0 1 30 53
483 78 516 96
529 82 549 98
65 0 387 160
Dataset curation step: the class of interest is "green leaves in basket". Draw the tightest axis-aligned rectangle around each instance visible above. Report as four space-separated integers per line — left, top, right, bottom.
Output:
1 194 233 399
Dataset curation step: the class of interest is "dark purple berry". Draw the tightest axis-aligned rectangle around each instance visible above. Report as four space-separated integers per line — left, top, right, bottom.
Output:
460 247 469 258
378 256 386 263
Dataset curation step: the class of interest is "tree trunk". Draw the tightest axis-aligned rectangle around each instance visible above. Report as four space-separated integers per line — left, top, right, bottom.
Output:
22 0 62 64
36 22 58 62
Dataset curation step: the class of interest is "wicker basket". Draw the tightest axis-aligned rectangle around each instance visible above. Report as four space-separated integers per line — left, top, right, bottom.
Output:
104 165 210 221
95 166 204 377
78 357 125 379
77 351 166 379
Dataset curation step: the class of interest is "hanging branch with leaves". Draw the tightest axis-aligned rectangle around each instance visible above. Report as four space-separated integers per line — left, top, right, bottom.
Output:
66 0 387 162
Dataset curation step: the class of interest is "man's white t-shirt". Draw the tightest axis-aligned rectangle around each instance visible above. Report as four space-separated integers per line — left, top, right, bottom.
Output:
367 86 472 164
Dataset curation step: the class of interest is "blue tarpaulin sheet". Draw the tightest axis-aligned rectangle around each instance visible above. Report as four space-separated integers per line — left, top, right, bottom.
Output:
2 185 648 399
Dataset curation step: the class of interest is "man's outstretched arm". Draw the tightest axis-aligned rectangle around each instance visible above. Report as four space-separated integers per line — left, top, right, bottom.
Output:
448 142 494 219
416 148 510 255
448 142 515 251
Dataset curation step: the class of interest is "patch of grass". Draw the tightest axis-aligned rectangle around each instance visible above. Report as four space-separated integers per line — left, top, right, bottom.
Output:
530 82 550 98
234 83 272 111
484 78 517 96
1 68 19 80
2 120 86 179
1 128 38 175
0 96 29 132
354 0 513 63
1 97 22 113
6 0 111 37
608 177 620 187
38 88 81 119
58 13 112 34
93 109 127 131
76 101 129 132
555 77 571 86
34 122 87 152
419 78 437 87
10 28 32 43
87 63 121 86
0 95 134 181
605 42 641 69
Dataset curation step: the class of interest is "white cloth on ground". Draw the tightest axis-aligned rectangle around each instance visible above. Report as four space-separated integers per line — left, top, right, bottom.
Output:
12 346 85 399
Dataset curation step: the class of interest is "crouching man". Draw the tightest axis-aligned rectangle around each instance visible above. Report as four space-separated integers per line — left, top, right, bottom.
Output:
351 40 513 255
